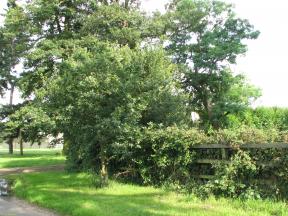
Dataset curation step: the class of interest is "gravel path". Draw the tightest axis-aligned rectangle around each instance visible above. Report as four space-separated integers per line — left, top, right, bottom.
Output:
0 165 64 216
0 197 58 216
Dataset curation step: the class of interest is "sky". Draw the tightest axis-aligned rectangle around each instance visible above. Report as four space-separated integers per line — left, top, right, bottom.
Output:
1 0 288 107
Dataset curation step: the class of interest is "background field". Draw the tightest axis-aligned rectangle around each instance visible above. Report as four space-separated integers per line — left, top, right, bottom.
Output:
0 149 65 168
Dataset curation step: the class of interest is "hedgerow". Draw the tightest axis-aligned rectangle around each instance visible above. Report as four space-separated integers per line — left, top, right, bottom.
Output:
195 149 288 200
65 123 288 199
227 107 288 131
111 125 288 199
132 125 208 185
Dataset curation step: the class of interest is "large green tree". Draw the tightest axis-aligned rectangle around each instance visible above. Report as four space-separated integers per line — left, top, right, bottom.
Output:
38 39 177 186
0 0 30 153
166 0 260 128
19 1 164 96
5 1 188 185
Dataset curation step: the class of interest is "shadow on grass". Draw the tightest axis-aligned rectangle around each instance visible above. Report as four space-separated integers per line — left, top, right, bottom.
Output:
13 172 218 216
11 171 288 216
25 189 211 216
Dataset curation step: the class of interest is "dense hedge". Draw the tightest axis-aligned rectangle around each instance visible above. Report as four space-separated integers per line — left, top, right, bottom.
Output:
65 123 288 199
227 107 288 131
130 126 207 185
197 149 288 199
211 126 288 145
108 125 288 199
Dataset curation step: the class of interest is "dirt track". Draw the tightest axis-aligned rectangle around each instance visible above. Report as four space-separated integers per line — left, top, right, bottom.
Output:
0 164 65 176
0 165 64 216
0 196 58 216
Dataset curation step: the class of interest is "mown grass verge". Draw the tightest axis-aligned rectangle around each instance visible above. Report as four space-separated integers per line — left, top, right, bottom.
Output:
0 149 65 168
10 171 288 216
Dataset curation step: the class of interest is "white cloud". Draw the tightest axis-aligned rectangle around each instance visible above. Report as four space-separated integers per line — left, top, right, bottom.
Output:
0 0 7 26
222 0 288 107
141 0 169 13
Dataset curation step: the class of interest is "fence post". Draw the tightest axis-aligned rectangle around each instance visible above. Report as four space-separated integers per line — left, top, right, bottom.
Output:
221 148 227 160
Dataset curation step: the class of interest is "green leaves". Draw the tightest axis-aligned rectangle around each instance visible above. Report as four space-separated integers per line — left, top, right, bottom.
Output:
168 0 259 67
204 150 260 199
4 104 55 144
0 0 269 189
165 0 260 128
130 125 207 185
0 2 30 95
34 38 181 173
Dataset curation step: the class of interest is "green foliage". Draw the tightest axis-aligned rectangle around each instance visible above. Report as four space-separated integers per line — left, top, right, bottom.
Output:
82 5 144 48
19 2 165 97
166 0 261 128
108 124 288 199
227 107 288 131
3 0 287 199
212 126 281 145
5 104 56 144
4 0 186 183
180 69 261 129
195 148 288 200
132 125 208 185
167 0 260 67
36 38 185 184
200 151 260 199
0 103 28 142
0 1 30 94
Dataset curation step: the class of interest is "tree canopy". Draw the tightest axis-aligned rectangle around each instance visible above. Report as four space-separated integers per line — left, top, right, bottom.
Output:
0 0 261 185
166 0 260 128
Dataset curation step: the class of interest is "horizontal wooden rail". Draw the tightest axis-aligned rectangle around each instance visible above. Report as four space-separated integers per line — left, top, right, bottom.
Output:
191 143 288 181
191 174 214 180
192 143 288 149
195 159 275 167
192 175 275 183
196 159 228 164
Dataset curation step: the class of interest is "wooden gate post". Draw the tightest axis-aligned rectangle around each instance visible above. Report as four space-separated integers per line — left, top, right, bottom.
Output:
221 148 227 160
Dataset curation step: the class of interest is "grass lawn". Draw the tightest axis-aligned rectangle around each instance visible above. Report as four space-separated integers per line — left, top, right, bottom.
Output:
0 149 65 168
11 171 288 216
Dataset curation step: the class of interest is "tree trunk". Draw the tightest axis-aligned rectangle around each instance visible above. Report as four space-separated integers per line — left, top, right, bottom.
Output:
8 138 14 154
202 91 220 129
100 145 108 187
8 84 15 154
124 0 129 9
203 95 212 123
19 129 24 156
9 84 14 105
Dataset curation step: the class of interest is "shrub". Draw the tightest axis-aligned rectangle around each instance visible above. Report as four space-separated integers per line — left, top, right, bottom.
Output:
194 148 288 200
213 126 281 145
227 107 288 131
132 125 210 185
66 123 288 199
198 150 261 199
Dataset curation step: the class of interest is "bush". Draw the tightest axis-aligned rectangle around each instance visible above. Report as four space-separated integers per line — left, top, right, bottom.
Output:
194 148 288 200
198 150 261 199
133 125 210 186
213 126 283 145
227 107 288 131
114 126 288 195
66 123 288 199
